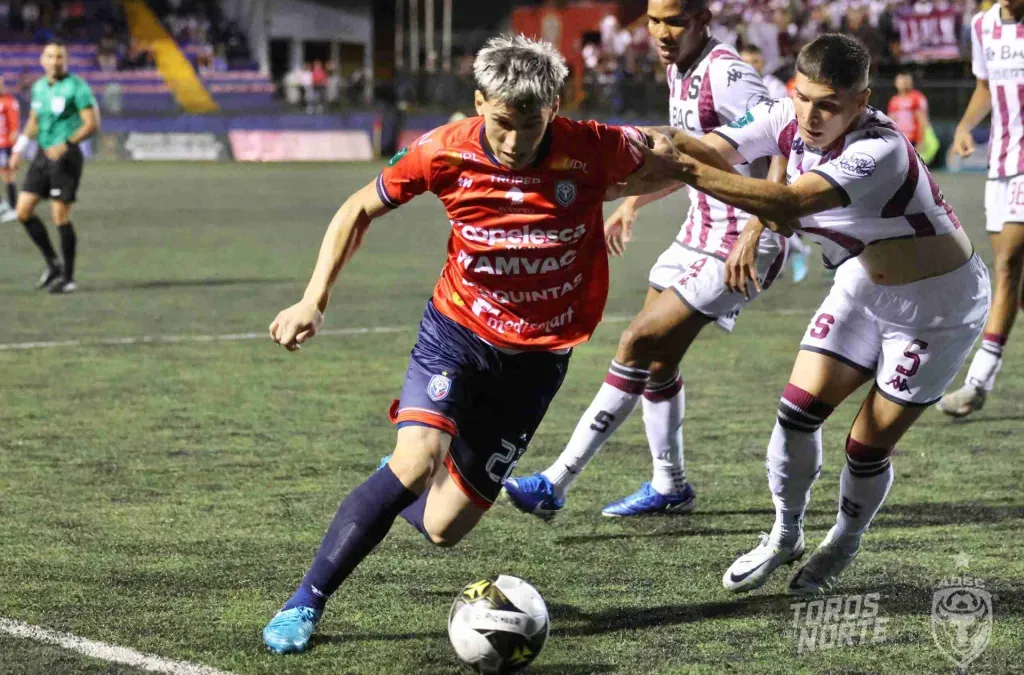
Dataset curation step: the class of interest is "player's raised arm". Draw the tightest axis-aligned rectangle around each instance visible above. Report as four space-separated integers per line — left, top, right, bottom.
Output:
269 181 391 351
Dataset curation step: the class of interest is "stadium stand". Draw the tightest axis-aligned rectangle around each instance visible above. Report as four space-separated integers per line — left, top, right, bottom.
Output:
0 0 275 115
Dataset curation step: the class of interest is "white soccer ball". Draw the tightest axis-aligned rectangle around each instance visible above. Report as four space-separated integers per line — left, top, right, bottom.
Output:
447 575 549 673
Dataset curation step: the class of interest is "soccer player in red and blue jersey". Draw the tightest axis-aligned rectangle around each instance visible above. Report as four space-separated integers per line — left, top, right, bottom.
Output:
260 35 703 654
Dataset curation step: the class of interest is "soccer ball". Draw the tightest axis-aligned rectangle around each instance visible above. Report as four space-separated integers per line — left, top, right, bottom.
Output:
448 575 549 673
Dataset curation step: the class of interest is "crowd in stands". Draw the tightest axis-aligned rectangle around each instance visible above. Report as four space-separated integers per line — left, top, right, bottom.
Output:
581 0 984 113
149 0 255 71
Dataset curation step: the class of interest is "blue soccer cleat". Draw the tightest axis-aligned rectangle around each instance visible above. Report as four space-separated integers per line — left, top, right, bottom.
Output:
601 482 696 517
790 251 809 284
263 606 321 654
503 472 564 521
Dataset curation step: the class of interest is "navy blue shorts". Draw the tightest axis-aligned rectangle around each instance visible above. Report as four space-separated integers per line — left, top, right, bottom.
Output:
389 301 571 507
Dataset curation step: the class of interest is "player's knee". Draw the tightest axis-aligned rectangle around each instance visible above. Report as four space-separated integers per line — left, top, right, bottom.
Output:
425 526 464 548
776 383 836 433
992 247 1024 281
390 430 446 491
618 319 659 364
15 203 33 222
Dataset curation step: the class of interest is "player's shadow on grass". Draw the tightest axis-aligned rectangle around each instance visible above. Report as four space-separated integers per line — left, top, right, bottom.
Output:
556 525 768 546
91 276 299 291
549 594 793 637
943 414 1024 425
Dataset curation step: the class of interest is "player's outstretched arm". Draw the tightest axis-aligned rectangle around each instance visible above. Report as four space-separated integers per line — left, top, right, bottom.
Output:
9 109 38 171
642 133 844 224
269 180 391 351
953 79 991 157
606 129 743 201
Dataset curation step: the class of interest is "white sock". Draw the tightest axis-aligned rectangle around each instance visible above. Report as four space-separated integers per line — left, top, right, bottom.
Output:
543 361 649 497
766 384 834 547
965 334 1005 392
644 373 687 495
829 440 894 548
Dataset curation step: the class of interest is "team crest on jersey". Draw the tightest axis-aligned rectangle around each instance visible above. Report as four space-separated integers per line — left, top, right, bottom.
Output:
427 374 452 402
555 180 576 207
50 96 66 114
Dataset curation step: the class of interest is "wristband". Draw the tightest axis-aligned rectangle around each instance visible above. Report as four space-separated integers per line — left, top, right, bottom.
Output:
12 134 29 154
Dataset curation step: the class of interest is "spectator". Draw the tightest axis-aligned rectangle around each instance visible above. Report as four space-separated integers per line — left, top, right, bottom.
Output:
310 59 326 113
21 0 39 34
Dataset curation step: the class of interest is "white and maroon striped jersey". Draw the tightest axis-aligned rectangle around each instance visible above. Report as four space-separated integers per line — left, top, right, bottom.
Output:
715 97 962 269
971 5 1024 179
666 38 780 259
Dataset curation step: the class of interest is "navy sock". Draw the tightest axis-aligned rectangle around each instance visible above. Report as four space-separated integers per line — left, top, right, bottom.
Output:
399 490 431 541
284 465 418 612
20 215 58 264
59 223 76 280
5 182 14 207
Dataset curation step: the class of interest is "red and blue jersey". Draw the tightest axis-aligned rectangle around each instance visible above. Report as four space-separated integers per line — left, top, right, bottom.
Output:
377 115 645 351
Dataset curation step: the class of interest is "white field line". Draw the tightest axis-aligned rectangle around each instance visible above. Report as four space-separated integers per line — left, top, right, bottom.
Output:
0 618 235 675
0 309 807 352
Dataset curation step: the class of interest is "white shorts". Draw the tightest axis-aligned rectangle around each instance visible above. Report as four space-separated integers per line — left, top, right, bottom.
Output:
648 237 787 332
799 254 991 406
984 175 1024 232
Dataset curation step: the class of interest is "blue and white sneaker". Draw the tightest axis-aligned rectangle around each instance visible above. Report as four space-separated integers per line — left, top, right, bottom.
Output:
601 482 696 518
790 251 809 283
503 472 564 521
263 606 321 654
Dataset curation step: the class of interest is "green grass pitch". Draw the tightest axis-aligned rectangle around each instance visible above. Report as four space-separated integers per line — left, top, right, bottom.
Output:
0 162 1021 674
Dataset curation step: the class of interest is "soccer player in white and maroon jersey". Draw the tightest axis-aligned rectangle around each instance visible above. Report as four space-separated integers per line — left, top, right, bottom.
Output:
641 34 990 594
938 0 1024 418
504 0 789 520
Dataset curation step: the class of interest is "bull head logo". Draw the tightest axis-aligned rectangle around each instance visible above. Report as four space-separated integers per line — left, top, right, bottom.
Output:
931 584 993 670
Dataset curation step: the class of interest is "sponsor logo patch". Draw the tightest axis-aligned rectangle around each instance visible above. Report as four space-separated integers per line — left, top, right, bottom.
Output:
387 147 409 166
728 110 754 129
836 152 877 178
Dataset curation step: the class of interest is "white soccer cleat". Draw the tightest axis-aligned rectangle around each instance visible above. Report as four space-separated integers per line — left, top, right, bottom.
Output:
0 204 17 223
788 540 860 596
936 385 986 418
723 532 805 593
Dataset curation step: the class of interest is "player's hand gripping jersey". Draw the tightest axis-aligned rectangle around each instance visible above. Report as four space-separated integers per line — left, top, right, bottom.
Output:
713 97 961 269
377 116 644 351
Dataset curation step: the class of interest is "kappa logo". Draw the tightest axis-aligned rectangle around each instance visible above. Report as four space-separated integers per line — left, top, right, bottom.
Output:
427 373 452 402
885 375 910 392
555 180 576 207
726 67 745 87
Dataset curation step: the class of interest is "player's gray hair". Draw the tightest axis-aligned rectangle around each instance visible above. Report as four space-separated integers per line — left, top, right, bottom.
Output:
473 34 569 110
